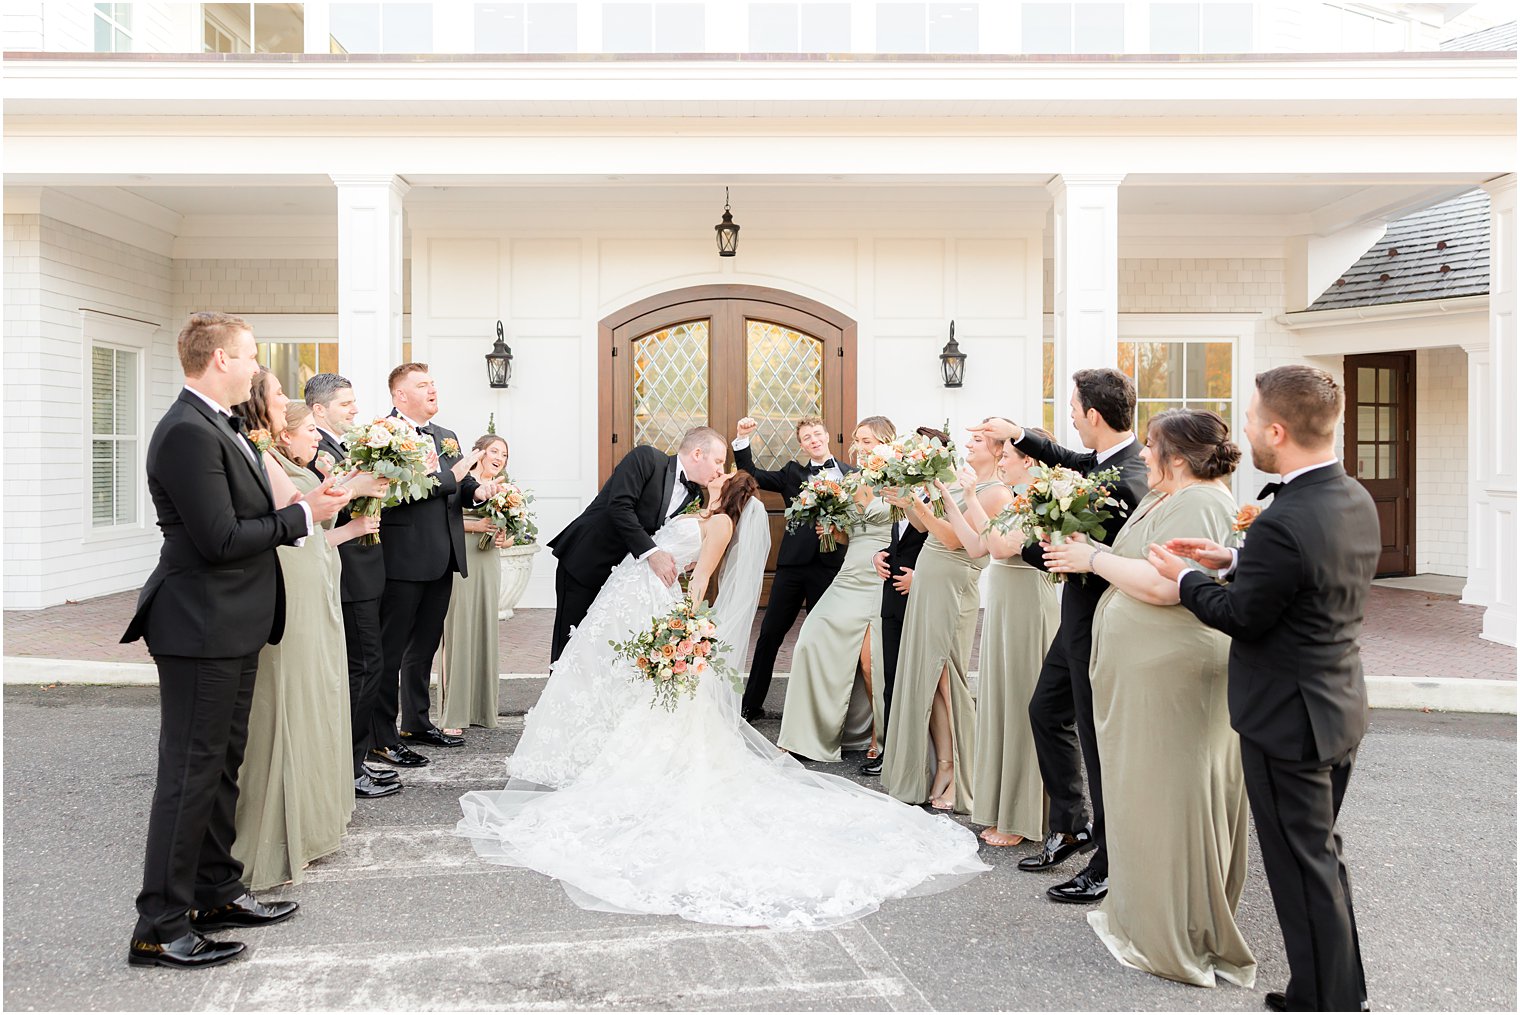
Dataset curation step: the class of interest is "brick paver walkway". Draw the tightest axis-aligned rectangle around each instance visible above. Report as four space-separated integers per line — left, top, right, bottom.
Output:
5 585 1513 680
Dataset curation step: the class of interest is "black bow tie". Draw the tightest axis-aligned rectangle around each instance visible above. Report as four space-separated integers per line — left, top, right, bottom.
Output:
416 423 434 436
227 414 247 434
1256 482 1283 500
807 460 835 475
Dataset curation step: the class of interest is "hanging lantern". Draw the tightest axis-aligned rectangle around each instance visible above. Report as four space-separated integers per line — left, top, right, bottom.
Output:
485 320 513 388
940 320 966 388
715 187 740 257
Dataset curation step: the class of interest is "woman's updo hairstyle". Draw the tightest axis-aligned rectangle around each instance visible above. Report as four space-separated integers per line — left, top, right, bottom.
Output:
710 470 759 527
1145 408 1241 481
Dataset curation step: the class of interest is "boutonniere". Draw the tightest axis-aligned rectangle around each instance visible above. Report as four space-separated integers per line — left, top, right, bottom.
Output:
1232 503 1262 534
440 437 461 458
246 428 274 454
681 497 706 516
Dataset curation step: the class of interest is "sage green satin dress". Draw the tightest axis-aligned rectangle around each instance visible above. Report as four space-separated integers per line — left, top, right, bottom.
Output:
441 514 502 730
970 555 1058 839
1086 482 1257 988
777 496 892 762
233 452 355 892
880 482 997 813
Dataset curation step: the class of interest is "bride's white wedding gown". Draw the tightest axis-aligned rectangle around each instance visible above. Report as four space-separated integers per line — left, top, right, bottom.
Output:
457 506 987 930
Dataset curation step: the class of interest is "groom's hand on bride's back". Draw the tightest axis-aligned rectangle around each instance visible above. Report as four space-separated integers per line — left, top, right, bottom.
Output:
647 549 678 587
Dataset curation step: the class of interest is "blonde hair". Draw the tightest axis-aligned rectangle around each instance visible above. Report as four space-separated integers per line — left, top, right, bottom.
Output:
849 415 896 463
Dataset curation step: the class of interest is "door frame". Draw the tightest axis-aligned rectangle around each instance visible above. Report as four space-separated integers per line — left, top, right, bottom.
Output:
596 284 859 483
1343 351 1416 578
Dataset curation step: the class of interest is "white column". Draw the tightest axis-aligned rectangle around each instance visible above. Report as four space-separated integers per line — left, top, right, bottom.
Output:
1466 174 1517 646
1047 174 1124 447
332 174 408 416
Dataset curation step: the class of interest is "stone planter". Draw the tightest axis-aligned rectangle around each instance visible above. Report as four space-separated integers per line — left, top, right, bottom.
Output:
497 541 542 621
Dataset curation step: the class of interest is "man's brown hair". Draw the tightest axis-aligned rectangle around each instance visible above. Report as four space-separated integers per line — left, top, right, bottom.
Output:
177 312 250 376
794 415 826 437
387 362 429 393
1255 365 1342 447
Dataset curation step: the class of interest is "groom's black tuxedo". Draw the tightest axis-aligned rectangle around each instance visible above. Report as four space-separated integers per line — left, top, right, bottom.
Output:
548 444 699 662
314 428 388 776
1015 430 1149 882
733 444 856 717
377 413 479 742
123 388 308 944
1179 462 1377 1011
877 518 928 741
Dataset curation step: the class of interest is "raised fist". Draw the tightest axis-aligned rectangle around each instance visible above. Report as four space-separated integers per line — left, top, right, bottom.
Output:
735 417 758 440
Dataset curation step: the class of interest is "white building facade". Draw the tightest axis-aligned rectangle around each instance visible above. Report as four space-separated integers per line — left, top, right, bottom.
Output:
3 1 1516 645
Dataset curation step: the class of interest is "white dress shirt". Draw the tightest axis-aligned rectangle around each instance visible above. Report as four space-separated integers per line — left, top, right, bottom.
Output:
1094 433 1136 465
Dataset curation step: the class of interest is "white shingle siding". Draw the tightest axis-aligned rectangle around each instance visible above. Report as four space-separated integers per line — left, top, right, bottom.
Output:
1415 346 1469 576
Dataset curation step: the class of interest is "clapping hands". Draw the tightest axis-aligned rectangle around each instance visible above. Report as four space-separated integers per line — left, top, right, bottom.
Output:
296 475 352 523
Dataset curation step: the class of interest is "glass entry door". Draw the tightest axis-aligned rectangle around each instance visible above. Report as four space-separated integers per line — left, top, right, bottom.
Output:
1344 352 1414 577
602 286 857 601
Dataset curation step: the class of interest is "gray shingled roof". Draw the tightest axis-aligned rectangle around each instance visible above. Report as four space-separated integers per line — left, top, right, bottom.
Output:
1440 20 1516 51
1308 189 1490 311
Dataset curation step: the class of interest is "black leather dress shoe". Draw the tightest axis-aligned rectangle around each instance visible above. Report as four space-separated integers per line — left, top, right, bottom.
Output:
401 726 465 748
128 931 245 969
741 708 777 723
355 774 401 798
860 756 883 776
1047 868 1108 903
1264 992 1288 1012
370 744 430 767
362 763 400 784
192 893 299 931
1016 826 1094 871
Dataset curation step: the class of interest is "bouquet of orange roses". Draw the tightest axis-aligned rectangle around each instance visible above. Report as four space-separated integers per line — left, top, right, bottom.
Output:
783 475 859 553
857 432 959 522
477 480 538 550
988 464 1122 583
609 596 737 711
339 416 439 545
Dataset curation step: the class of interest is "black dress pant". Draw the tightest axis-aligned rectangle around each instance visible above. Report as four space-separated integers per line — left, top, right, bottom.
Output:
378 573 454 739
1027 626 1108 878
134 652 259 943
551 565 601 665
740 561 837 716
342 597 384 776
877 608 906 743
1241 738 1367 1012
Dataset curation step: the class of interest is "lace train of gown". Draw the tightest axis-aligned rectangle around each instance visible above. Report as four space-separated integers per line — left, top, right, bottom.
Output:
458 515 989 930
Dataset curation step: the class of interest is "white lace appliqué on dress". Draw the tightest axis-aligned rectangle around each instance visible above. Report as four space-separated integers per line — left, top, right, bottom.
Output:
458 511 988 930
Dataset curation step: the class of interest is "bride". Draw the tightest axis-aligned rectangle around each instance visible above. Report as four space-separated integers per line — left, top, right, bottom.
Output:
457 467 987 930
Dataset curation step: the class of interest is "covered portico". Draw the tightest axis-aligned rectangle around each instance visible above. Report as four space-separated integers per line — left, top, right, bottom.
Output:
3 52 1514 641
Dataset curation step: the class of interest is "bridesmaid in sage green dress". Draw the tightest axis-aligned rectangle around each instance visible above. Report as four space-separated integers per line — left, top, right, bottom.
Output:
232 389 376 891
937 432 1059 846
441 435 511 735
880 426 1008 813
778 417 897 763
1044 409 1255 989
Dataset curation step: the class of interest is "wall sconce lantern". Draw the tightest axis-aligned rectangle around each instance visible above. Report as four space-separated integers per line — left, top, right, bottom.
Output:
486 320 513 389
940 320 966 388
715 187 740 257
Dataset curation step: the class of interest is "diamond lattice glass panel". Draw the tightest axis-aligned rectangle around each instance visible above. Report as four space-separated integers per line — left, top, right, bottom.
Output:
746 320 824 469
633 320 710 453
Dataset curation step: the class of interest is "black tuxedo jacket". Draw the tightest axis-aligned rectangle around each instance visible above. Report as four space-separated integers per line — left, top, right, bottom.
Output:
314 429 386 602
1014 431 1151 636
1180 463 1380 762
879 519 929 622
549 444 697 589
733 444 854 569
378 413 478 582
122 389 308 657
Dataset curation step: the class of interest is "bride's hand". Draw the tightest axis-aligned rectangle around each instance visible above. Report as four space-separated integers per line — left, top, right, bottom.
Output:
646 549 678 587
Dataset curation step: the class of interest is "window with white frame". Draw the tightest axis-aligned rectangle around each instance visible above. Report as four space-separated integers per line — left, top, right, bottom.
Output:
90 344 140 528
748 2 851 52
602 3 705 53
1040 336 1235 436
1315 2 1407 52
329 2 432 53
1148 2 1253 53
1021 3 1124 54
94 3 133 52
203 4 306 54
475 3 577 53
876 3 979 54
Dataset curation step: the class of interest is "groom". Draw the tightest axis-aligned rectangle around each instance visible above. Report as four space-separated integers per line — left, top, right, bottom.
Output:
548 426 729 663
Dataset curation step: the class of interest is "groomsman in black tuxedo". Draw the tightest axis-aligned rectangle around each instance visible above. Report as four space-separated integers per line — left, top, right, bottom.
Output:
732 415 854 721
305 373 401 799
373 363 496 759
972 371 1149 905
859 483 929 777
548 426 730 662
1150 366 1377 1013
122 313 350 969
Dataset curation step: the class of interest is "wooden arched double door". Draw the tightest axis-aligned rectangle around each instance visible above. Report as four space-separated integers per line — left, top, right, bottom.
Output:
599 285 858 601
